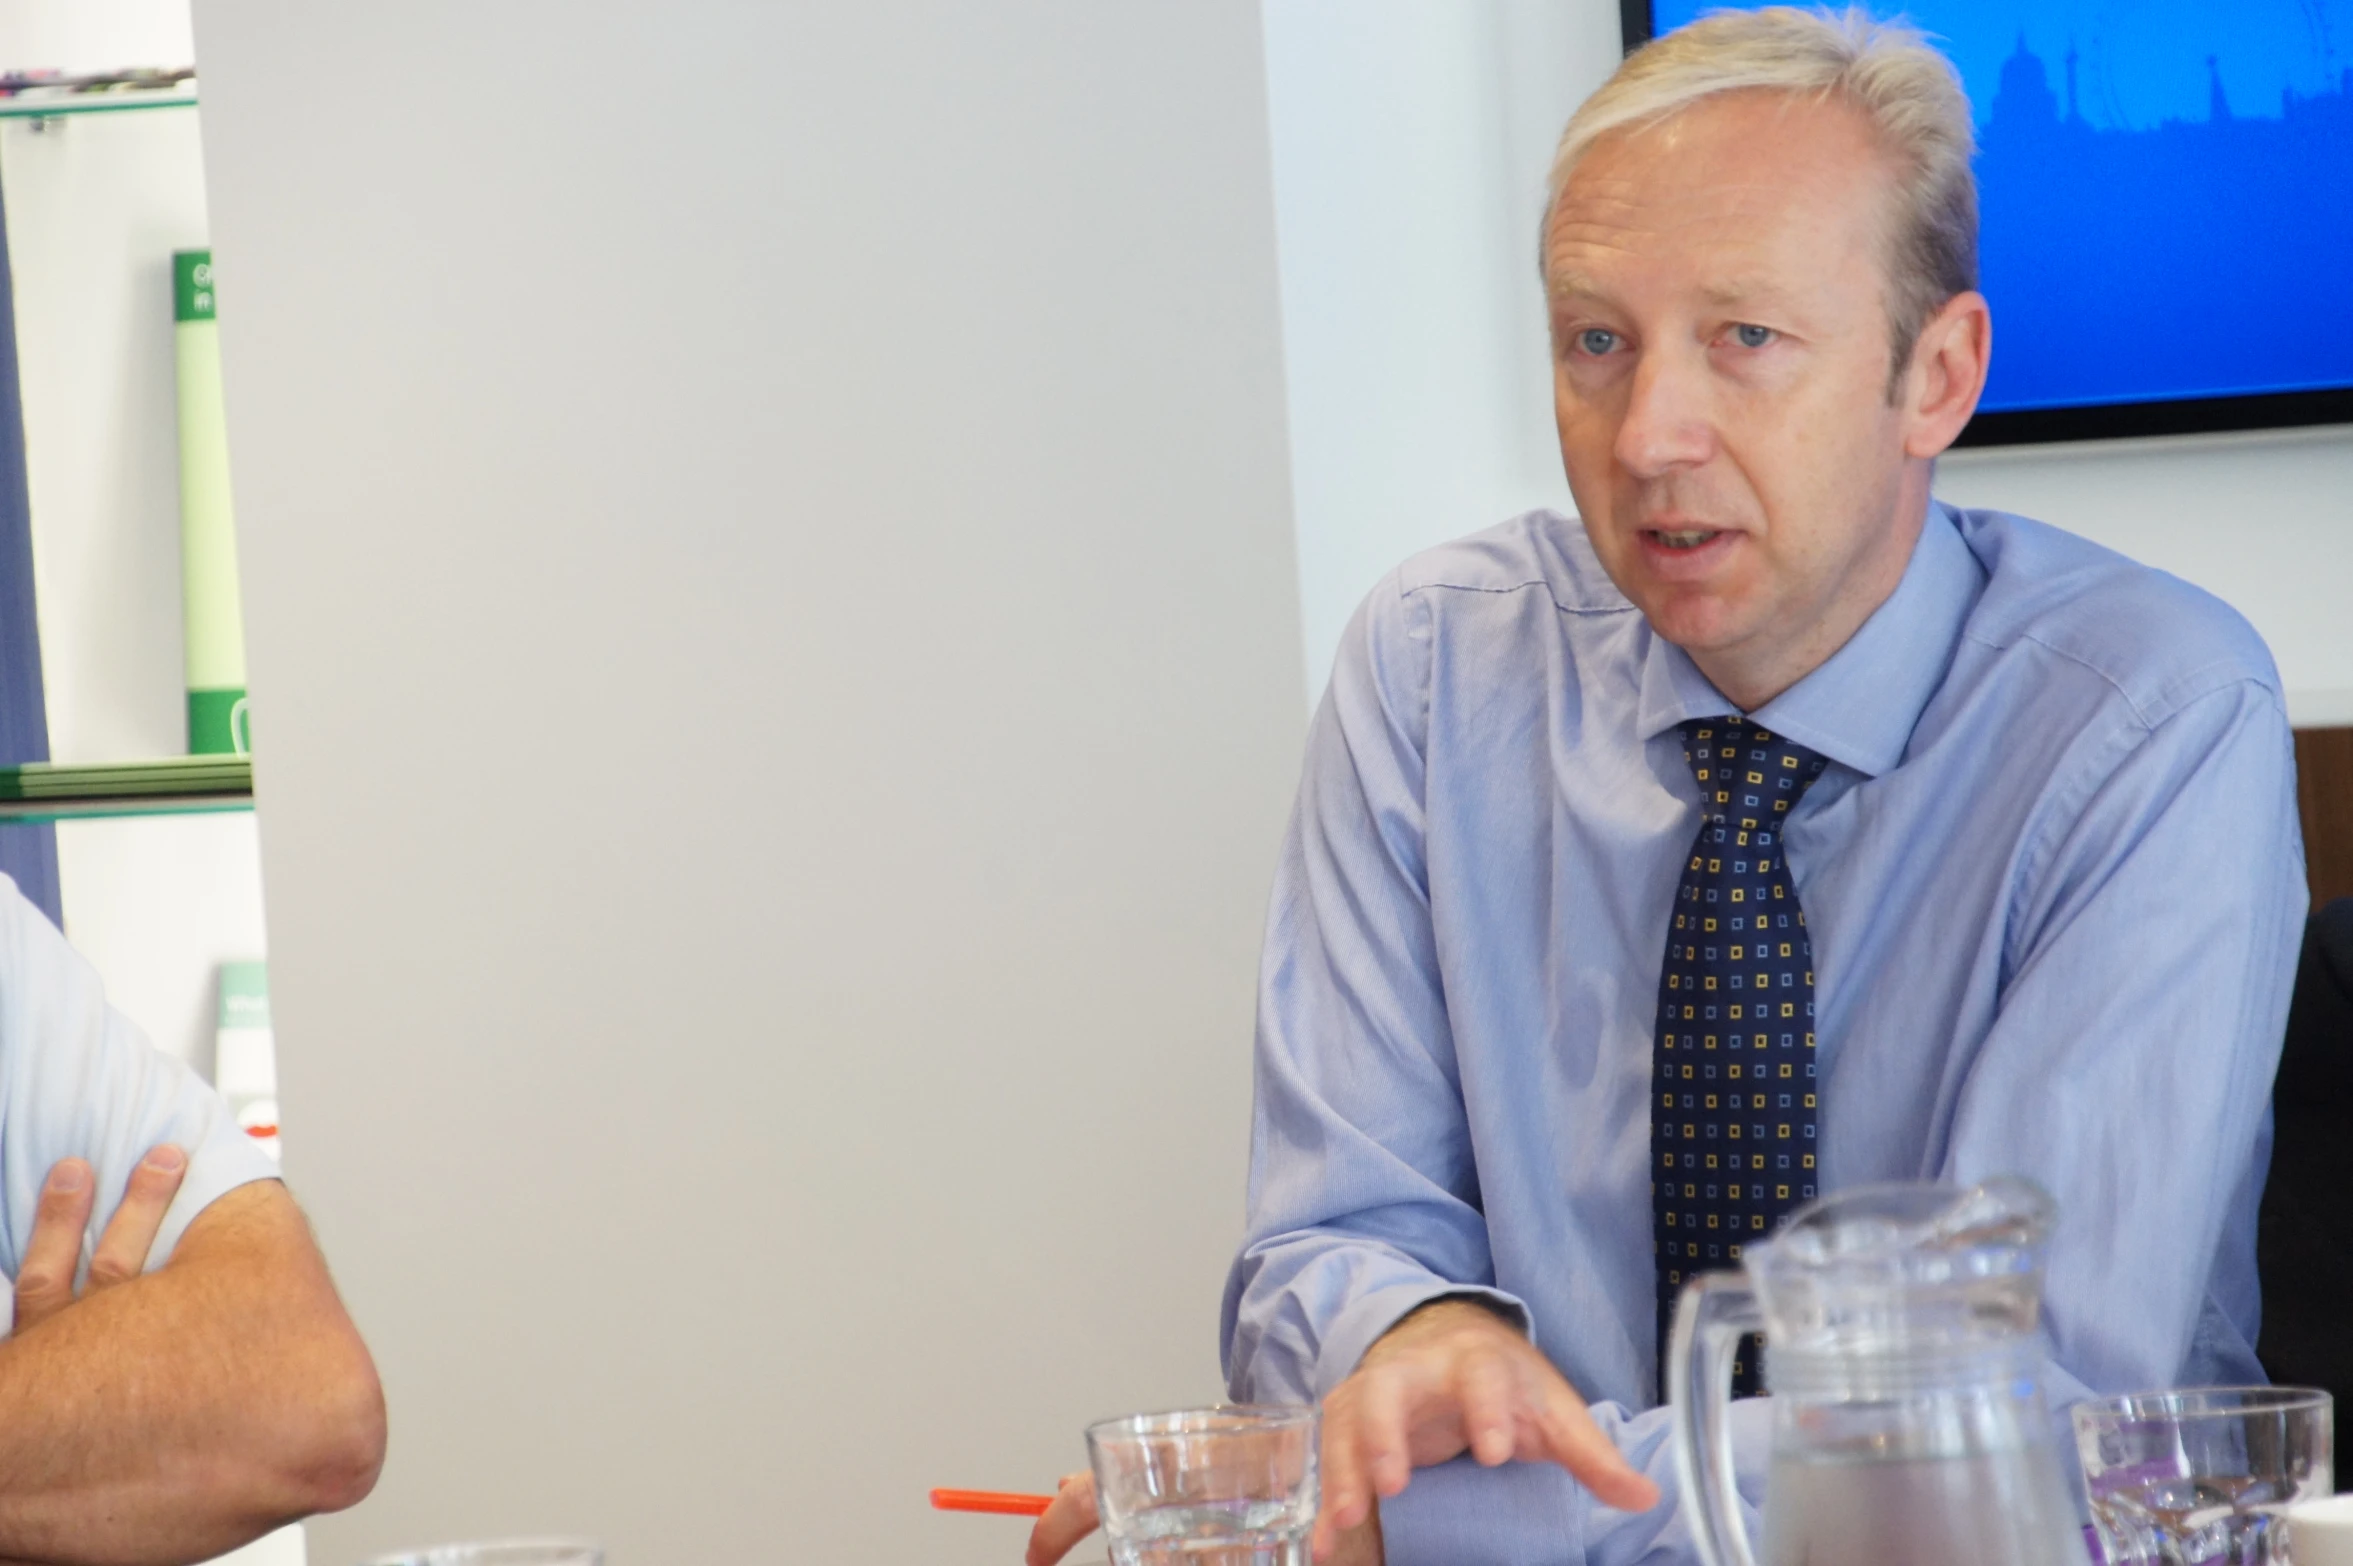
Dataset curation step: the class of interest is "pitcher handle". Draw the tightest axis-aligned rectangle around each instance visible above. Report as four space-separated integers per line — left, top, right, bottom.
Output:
1669 1271 1765 1566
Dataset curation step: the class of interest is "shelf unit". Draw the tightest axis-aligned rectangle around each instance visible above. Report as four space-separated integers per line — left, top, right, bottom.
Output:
0 77 248 830
0 93 195 122
0 73 195 124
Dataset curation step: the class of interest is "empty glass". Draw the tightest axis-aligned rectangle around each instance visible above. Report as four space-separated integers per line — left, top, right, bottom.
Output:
361 1543 602 1566
2073 1386 2333 1565
1085 1405 1317 1566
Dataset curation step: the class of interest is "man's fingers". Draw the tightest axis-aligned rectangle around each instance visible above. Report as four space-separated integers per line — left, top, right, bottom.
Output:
87 1144 187 1290
1310 1433 1356 1558
1532 1383 1660 1512
1315 1393 1373 1559
14 1159 96 1331
1312 1296 1657 1554
1024 1471 1099 1566
1454 1348 1518 1467
1353 1367 1415 1499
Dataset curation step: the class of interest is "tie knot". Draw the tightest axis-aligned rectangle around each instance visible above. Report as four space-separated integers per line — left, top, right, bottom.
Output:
1678 717 1827 828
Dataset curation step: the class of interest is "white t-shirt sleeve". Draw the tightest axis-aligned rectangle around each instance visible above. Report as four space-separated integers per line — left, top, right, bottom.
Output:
0 877 279 1286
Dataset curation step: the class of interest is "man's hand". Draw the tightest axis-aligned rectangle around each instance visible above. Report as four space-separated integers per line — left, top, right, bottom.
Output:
14 1148 188 1333
1312 1298 1660 1559
1026 1470 1384 1566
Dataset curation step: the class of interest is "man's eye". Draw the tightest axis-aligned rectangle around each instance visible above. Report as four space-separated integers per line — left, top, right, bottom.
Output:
1732 323 1775 348
1576 327 1620 356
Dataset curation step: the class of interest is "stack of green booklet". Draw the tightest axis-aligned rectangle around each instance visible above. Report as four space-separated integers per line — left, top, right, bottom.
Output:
0 756 252 801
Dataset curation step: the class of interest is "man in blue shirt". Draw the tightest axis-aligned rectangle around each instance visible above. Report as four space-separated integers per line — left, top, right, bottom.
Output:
1029 10 2301 1566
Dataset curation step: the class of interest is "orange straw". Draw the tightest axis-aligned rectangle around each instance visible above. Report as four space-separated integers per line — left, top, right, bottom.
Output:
931 1488 1055 1517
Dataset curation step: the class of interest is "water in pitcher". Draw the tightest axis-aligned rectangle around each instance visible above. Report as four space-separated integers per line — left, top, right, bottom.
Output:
1760 1444 2091 1566
1105 1501 1311 1566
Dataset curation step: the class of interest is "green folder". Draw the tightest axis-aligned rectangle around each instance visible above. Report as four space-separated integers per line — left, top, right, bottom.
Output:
0 756 252 801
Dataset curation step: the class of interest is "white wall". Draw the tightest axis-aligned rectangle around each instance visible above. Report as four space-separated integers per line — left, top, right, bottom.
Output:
1264 0 1603 699
55 813 264 1079
0 0 190 75
193 3 1304 1562
0 14 266 1068
1263 0 2353 711
1 106 202 765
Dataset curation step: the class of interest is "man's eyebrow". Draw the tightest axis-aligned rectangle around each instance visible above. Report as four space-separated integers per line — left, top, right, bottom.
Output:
1697 276 1798 310
1544 272 1614 308
1544 272 1811 313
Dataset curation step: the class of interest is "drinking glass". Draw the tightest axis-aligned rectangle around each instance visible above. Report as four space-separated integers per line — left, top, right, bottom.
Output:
2073 1386 2332 1564
1085 1404 1317 1566
361 1542 602 1566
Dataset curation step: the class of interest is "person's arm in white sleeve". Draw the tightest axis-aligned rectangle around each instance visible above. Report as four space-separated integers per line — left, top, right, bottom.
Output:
0 880 384 1566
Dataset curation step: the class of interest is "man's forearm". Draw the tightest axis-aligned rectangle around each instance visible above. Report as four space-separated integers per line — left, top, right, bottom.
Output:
0 1181 384 1566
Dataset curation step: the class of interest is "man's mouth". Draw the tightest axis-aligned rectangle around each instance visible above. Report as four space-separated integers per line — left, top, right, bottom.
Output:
1646 527 1722 550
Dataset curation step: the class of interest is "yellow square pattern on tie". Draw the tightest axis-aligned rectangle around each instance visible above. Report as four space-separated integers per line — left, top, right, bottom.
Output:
1651 715 1828 1398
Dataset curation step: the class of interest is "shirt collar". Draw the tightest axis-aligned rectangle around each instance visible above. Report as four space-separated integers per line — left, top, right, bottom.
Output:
1633 501 1984 778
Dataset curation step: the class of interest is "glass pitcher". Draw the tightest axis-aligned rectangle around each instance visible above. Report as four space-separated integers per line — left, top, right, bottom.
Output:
1668 1177 2091 1566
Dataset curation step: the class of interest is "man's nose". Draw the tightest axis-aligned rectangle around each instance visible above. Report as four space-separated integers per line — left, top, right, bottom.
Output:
1613 348 1716 478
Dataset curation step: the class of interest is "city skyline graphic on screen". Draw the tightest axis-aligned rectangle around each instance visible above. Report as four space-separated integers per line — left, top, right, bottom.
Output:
1645 1 2353 415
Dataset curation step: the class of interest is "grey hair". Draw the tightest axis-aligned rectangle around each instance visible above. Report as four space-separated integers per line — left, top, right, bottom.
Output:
1543 6 1978 393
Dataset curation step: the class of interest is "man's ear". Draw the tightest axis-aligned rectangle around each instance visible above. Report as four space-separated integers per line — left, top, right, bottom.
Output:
1901 290 1991 460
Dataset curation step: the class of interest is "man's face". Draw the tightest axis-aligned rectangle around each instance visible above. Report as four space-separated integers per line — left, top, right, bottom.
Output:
1544 91 1930 705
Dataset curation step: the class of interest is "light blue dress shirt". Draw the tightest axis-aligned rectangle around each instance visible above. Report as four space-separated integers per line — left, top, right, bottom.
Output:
1220 503 2305 1566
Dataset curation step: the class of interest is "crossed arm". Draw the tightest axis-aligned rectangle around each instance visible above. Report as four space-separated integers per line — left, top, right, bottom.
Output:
0 1149 384 1566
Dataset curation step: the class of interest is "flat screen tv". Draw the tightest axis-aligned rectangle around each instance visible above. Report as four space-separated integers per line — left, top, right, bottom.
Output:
1625 1 2353 446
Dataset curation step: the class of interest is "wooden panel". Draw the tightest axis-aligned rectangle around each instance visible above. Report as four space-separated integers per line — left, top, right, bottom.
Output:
2296 727 2353 910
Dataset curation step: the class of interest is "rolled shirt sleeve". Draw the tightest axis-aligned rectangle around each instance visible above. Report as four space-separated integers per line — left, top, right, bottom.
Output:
1221 576 1529 1403
0 877 279 1303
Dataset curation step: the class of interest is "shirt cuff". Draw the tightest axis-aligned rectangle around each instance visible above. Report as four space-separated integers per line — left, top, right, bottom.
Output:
1312 1281 1532 1396
1379 1456 1583 1566
1376 1396 1774 1566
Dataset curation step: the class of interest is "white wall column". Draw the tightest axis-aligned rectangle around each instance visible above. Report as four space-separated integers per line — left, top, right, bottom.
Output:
193 4 1306 1561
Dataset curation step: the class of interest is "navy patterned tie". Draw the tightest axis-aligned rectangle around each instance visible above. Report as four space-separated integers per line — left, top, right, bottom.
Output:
1653 716 1828 1398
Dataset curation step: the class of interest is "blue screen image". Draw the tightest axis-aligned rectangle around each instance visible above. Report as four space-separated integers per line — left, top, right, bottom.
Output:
1644 2 2353 414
